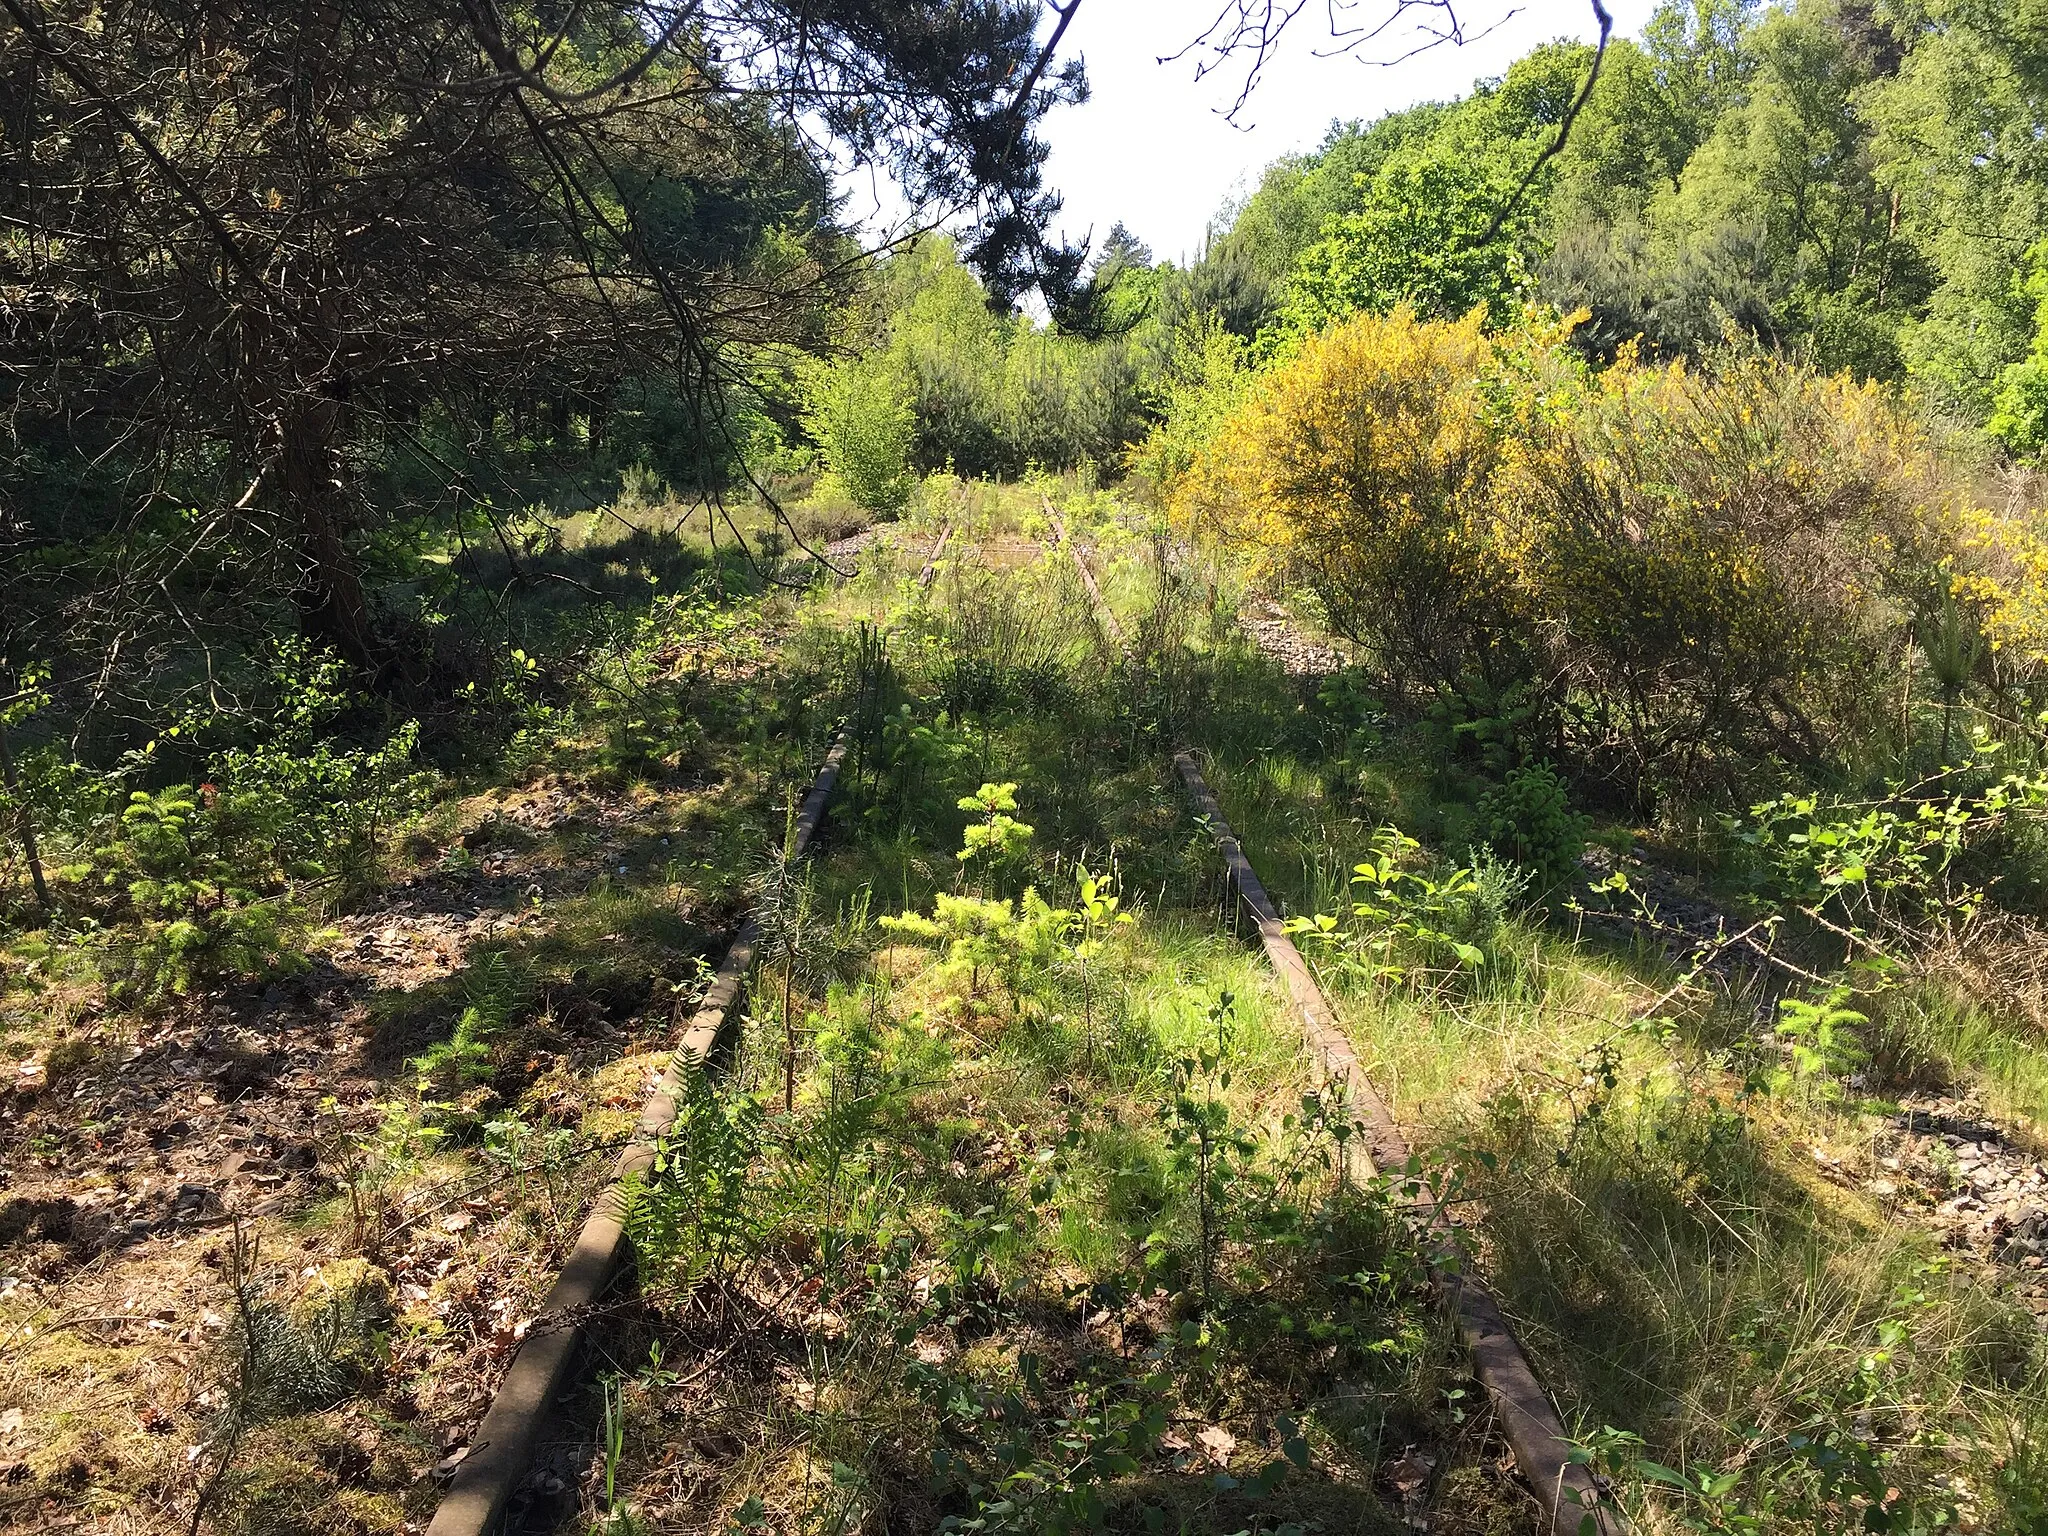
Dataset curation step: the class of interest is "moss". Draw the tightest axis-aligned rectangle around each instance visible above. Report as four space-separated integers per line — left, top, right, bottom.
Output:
220 1411 419 1536
5 1326 181 1501
43 1032 100 1079
577 1049 671 1141
1430 1463 1539 1536
288 1260 393 1383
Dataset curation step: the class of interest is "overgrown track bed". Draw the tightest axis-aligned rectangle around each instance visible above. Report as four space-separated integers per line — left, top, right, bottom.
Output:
1046 494 1608 1530
526 518 1561 1536
1042 497 1123 649
430 734 850 1536
1174 753 1611 1536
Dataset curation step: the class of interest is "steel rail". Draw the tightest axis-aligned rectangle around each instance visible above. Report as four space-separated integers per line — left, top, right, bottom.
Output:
917 521 953 589
1040 495 1124 647
1174 750 1615 1536
426 730 849 1536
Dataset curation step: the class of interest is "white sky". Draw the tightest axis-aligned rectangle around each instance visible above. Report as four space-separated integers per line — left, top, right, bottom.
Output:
1034 0 1661 265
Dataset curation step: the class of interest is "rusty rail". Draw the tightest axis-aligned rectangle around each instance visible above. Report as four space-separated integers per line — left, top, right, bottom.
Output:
917 520 953 590
1173 750 1614 1536
426 731 850 1536
1040 495 1123 647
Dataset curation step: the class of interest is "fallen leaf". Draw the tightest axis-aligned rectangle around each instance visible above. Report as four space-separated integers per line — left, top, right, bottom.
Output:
1387 1447 1437 1497
1196 1425 1236 1467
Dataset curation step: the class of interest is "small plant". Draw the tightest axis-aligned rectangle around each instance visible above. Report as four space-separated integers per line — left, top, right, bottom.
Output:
77 786 313 1000
409 949 526 1098
617 1071 765 1290
918 1349 1174 1536
846 622 899 800
328 1098 447 1255
1476 760 1587 898
1069 864 1134 1064
957 781 1034 882
1287 826 1487 988
593 1373 645 1536
752 821 821 1113
1774 985 1869 1092
880 893 1023 998
482 1112 580 1235
1157 991 1260 1313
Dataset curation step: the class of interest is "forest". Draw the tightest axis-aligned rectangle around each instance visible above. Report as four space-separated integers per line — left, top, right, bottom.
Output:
5 1 2048 1534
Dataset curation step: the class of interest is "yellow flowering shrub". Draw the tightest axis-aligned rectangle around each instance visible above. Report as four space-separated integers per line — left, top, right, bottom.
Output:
1498 348 1958 791
1181 307 1999 799
1172 306 1529 691
1957 500 2048 678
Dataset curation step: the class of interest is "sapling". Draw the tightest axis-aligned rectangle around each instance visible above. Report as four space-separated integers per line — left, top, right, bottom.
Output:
957 781 1033 891
1158 991 1258 1314
1071 864 1133 1066
751 800 819 1112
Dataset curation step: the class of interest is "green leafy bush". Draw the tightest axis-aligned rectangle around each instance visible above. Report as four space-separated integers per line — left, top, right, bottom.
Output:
1476 762 1588 898
617 1071 766 1289
801 355 916 514
1728 749 2048 948
1287 827 1493 986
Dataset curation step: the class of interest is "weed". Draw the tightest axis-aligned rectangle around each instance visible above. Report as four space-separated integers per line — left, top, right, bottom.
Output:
1286 827 1489 989
617 1070 766 1291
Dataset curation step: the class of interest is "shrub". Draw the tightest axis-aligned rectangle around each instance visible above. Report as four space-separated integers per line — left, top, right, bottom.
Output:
801 354 916 514
1125 314 1252 501
1173 305 1529 695
1497 344 1955 798
1183 307 1987 800
1476 762 1588 897
75 787 314 1001
1957 496 2048 684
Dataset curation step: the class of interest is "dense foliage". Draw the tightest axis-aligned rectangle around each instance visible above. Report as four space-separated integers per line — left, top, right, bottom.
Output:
0 0 1085 702
1187 0 2048 421
1173 305 2042 805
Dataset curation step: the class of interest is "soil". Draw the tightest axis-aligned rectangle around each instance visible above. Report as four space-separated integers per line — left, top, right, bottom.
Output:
0 766 758 1530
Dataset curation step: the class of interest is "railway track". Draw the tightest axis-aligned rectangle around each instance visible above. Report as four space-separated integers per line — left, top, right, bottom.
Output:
1045 495 1615 1535
1041 494 1124 648
917 519 953 589
432 513 1612 1536
427 733 849 1536
428 515 959 1534
1175 753 1613 1536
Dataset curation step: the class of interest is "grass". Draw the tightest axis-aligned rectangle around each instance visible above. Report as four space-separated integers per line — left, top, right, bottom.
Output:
7 469 2048 1536
1189 728 2048 1534
583 840 1485 1535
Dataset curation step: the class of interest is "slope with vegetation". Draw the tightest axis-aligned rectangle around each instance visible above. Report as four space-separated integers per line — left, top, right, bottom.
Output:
7 2 2048 1536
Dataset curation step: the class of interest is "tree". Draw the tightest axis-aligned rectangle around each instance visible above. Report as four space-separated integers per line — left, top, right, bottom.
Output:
873 239 1012 477
801 358 917 515
0 0 1085 694
1867 0 2048 417
1655 0 1921 376
1276 152 1540 334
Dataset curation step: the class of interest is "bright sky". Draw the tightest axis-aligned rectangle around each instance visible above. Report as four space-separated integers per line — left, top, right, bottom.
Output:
1033 0 1662 265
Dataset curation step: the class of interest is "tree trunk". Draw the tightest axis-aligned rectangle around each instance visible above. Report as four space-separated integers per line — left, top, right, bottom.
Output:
0 718 50 915
278 395 378 675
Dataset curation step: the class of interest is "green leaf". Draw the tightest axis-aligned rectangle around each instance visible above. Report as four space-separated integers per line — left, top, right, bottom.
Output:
1631 1460 1693 1490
